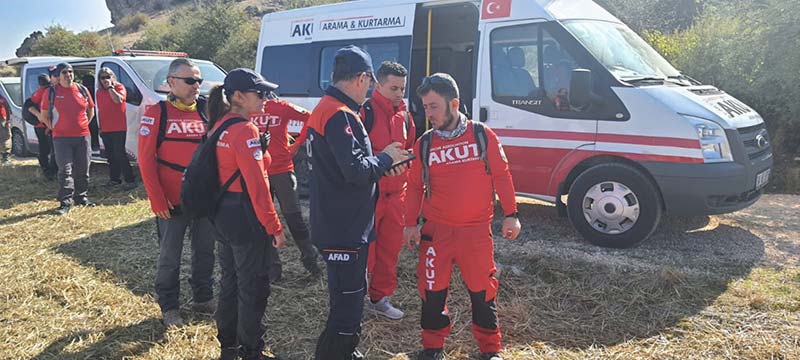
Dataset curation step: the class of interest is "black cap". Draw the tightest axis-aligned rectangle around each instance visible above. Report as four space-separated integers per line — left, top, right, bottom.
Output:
223 68 278 94
333 45 376 81
54 62 73 75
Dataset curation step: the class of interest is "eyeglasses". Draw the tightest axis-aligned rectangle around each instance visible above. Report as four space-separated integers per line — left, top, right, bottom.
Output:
244 90 267 99
170 76 204 85
99 76 112 80
364 72 375 87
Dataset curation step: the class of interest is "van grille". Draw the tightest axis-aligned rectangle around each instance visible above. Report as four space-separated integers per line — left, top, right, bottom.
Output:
737 123 771 161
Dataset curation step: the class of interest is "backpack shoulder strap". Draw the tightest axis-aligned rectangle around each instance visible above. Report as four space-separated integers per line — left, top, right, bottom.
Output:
472 121 491 174
196 96 209 123
77 84 90 105
362 101 375 134
47 86 56 121
419 129 434 199
211 117 249 193
157 101 168 149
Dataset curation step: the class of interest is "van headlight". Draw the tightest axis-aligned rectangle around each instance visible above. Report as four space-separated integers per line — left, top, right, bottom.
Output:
685 116 733 163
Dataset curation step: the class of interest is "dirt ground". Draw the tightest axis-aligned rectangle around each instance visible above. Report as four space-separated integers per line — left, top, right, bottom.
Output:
0 159 797 359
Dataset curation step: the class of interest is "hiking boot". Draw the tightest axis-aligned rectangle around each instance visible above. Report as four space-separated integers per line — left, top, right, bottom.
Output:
479 353 503 360
418 348 445 360
192 299 216 314
75 198 96 207
367 297 404 320
55 203 71 216
302 257 322 278
162 309 184 327
219 346 239 360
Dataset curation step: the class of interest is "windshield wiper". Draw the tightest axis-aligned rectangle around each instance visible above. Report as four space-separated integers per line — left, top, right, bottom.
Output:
623 76 666 84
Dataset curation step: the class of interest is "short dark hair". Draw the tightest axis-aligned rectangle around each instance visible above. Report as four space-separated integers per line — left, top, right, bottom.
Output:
376 61 407 84
37 74 50 87
168 58 197 77
332 70 361 84
416 73 460 103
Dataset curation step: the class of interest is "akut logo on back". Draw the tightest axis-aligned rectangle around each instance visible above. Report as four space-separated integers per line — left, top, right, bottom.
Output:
252 115 281 128
428 141 481 165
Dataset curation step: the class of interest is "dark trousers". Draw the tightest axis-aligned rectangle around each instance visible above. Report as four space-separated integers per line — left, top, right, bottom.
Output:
34 127 57 174
212 192 273 359
101 131 135 183
53 136 90 205
315 245 369 360
269 171 316 276
154 213 215 312
89 116 100 151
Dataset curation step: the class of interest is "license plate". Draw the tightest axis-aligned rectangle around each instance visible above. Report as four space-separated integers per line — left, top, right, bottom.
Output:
755 169 770 190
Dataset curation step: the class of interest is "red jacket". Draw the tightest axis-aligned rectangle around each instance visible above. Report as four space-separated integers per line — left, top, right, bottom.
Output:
250 99 310 175
0 96 7 121
138 102 206 214
360 91 416 194
405 120 517 227
30 87 48 129
213 114 282 235
96 83 127 133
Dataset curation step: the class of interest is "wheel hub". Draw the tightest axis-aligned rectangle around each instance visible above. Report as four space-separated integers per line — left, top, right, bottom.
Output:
582 181 640 235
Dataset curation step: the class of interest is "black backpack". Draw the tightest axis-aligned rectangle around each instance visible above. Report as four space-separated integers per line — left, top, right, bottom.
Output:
418 120 491 198
47 84 90 123
22 98 40 126
180 117 248 219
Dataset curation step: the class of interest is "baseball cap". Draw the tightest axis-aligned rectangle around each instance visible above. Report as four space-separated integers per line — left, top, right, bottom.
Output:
333 45 376 81
223 68 278 94
54 62 73 74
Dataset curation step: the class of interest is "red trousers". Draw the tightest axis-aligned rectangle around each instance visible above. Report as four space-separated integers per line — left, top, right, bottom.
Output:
417 221 501 353
367 191 405 301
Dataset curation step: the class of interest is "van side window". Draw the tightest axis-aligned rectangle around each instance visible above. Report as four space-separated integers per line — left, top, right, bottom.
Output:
24 68 49 99
541 29 579 111
491 24 541 100
319 42 400 91
101 62 142 106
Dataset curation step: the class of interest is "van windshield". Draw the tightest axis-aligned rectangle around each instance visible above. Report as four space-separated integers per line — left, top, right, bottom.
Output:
123 59 226 95
563 21 688 85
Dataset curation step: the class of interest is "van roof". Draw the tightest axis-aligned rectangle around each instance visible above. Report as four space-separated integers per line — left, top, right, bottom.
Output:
262 0 620 23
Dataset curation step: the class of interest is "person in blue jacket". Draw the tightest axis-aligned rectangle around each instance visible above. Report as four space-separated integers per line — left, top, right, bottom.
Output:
306 45 410 360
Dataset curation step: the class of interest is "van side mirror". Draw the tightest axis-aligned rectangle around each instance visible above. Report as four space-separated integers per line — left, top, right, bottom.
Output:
569 69 593 110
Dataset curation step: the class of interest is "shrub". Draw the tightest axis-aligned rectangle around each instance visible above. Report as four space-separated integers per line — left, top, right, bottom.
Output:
117 12 150 33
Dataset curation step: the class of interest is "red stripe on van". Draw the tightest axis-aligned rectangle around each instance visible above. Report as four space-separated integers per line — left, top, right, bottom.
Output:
493 129 700 149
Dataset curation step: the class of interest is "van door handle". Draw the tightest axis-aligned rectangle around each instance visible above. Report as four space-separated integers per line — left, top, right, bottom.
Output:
479 107 488 122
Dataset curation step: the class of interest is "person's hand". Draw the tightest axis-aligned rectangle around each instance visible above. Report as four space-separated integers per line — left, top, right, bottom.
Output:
382 142 409 163
501 217 521 240
273 232 287 248
384 163 407 177
403 226 421 250
155 200 174 220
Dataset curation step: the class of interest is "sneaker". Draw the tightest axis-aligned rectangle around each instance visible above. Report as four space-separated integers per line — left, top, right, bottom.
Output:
75 198 96 207
479 353 503 360
55 203 71 216
105 180 122 187
418 348 445 360
192 299 216 314
162 309 184 327
367 296 404 320
351 349 364 360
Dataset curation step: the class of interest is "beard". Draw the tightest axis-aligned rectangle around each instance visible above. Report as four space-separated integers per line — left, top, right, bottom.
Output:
436 110 457 131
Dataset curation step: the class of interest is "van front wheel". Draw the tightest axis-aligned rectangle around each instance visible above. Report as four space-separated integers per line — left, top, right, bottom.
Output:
566 163 662 248
11 128 28 157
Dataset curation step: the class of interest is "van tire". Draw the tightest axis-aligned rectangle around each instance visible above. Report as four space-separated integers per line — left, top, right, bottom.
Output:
11 128 28 157
566 163 661 248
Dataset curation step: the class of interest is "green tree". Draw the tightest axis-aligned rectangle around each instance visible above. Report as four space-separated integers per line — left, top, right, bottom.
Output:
30 25 110 58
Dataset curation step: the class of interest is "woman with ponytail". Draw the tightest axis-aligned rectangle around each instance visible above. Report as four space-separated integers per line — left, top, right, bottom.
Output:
207 68 286 360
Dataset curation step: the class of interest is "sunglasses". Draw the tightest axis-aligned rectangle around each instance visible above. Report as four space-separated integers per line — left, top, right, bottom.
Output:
99 76 112 80
61 70 73 75
244 90 267 99
170 76 204 85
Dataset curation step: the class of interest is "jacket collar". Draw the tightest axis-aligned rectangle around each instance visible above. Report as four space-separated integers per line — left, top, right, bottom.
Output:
325 86 361 113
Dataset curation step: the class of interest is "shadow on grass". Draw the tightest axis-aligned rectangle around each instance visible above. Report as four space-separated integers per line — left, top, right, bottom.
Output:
495 201 764 350
29 318 165 360
0 160 144 210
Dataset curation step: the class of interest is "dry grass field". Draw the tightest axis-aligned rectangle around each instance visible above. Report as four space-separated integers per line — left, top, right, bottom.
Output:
0 158 798 360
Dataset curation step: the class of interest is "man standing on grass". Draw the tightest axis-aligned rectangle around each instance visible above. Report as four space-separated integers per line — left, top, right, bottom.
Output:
403 73 521 360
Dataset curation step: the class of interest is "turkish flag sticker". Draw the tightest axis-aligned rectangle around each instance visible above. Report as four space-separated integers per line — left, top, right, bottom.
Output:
482 0 512 19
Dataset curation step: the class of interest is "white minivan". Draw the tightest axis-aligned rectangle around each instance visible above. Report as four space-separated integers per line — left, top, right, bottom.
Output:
5 51 226 162
256 0 773 247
